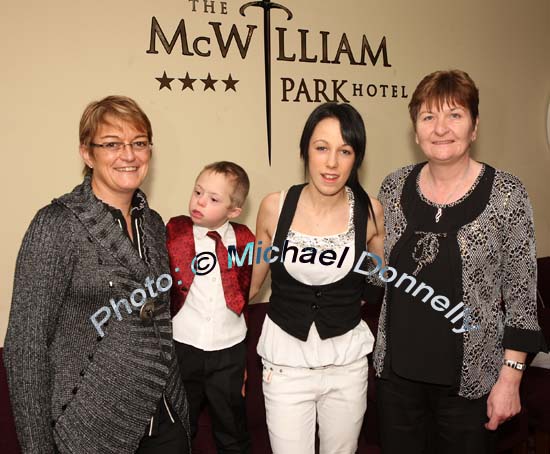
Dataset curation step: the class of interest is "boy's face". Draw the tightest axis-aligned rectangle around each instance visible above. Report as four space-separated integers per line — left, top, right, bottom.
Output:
189 170 242 230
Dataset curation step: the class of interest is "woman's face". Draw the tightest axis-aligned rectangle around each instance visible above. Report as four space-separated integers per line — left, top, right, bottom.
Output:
80 115 151 200
415 101 478 164
307 117 356 195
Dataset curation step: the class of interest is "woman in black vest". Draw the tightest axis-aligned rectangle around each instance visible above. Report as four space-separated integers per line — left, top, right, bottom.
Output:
249 102 384 453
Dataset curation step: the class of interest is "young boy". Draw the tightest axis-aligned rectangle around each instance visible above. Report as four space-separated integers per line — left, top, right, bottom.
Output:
166 161 254 453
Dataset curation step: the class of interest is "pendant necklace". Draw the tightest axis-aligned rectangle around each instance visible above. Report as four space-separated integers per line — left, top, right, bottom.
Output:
412 161 471 275
427 160 471 223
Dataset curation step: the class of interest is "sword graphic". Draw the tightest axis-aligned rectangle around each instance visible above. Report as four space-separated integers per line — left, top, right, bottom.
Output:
240 0 293 165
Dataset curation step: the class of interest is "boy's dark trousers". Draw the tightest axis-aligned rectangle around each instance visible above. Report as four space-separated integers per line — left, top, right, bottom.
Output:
175 340 251 454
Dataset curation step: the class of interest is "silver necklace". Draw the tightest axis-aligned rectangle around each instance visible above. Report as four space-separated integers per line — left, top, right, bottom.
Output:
426 161 471 223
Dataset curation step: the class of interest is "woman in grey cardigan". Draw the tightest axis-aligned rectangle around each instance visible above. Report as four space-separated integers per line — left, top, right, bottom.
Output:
3 96 190 454
374 70 546 454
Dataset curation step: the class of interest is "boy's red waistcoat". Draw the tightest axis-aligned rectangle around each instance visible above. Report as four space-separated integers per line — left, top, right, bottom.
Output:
166 215 255 318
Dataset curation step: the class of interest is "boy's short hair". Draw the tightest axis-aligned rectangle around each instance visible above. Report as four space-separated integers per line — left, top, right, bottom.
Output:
201 161 250 208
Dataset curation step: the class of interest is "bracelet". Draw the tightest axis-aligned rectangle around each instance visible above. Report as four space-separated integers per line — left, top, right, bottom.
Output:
503 358 527 371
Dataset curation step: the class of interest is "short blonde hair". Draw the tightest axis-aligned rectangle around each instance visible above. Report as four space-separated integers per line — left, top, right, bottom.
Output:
79 95 152 175
201 161 250 208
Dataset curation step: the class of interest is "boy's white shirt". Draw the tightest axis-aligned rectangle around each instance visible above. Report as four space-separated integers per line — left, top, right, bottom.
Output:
172 221 247 350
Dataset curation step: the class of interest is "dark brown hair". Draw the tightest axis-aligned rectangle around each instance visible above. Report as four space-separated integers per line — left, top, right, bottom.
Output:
299 102 375 223
408 69 479 127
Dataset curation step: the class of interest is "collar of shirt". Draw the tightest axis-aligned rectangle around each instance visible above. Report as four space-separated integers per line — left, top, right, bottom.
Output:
101 191 145 220
101 191 146 255
193 220 231 247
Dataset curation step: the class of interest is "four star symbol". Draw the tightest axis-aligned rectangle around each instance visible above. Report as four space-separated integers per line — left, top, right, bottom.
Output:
222 74 239 92
179 72 196 91
155 71 174 91
155 72 239 93
201 73 218 91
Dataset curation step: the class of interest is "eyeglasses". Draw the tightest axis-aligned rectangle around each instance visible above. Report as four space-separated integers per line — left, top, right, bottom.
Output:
89 141 152 152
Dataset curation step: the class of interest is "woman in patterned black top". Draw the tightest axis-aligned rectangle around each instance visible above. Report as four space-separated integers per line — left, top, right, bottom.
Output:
374 70 547 454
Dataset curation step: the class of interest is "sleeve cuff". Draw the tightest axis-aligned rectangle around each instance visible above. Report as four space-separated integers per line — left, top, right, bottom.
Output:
502 326 549 353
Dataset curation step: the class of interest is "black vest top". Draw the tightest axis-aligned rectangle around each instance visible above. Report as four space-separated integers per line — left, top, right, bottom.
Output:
268 184 368 341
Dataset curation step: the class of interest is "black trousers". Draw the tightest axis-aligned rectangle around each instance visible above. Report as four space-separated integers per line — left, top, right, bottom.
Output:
135 397 190 454
54 399 189 454
175 340 250 454
376 369 496 454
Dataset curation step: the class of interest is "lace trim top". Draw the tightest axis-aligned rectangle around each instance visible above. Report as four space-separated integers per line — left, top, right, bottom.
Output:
415 164 486 209
373 163 547 399
257 186 374 367
286 186 355 251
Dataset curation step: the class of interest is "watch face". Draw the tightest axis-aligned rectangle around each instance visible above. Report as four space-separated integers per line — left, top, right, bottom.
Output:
505 359 526 371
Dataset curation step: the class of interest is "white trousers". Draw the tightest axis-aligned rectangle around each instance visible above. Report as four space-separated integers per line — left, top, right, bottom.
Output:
261 356 368 454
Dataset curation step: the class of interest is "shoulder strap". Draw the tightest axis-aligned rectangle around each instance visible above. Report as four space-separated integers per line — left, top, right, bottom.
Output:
353 190 368 254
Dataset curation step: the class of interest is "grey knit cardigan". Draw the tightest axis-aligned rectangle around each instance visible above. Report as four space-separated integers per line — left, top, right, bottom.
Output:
373 164 546 399
3 177 190 454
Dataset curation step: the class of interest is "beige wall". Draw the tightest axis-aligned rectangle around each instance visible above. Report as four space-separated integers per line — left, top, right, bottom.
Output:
1 0 549 346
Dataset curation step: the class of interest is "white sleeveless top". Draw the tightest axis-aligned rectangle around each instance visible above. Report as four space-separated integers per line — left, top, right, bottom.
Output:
256 187 375 367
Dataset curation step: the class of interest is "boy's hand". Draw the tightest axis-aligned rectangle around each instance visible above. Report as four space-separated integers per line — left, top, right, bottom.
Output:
241 368 248 397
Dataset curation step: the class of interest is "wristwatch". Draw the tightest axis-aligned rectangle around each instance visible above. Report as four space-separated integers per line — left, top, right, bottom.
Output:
503 359 527 371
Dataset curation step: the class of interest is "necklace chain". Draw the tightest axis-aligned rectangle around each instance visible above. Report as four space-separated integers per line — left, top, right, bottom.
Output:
426 160 471 223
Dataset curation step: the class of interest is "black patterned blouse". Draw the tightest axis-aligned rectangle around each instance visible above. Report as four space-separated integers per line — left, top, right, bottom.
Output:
374 163 547 399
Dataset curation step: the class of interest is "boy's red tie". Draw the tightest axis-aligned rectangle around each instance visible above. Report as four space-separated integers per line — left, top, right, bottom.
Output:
206 230 246 314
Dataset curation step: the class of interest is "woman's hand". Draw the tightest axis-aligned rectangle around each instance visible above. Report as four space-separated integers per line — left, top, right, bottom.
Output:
485 350 526 430
485 374 521 430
